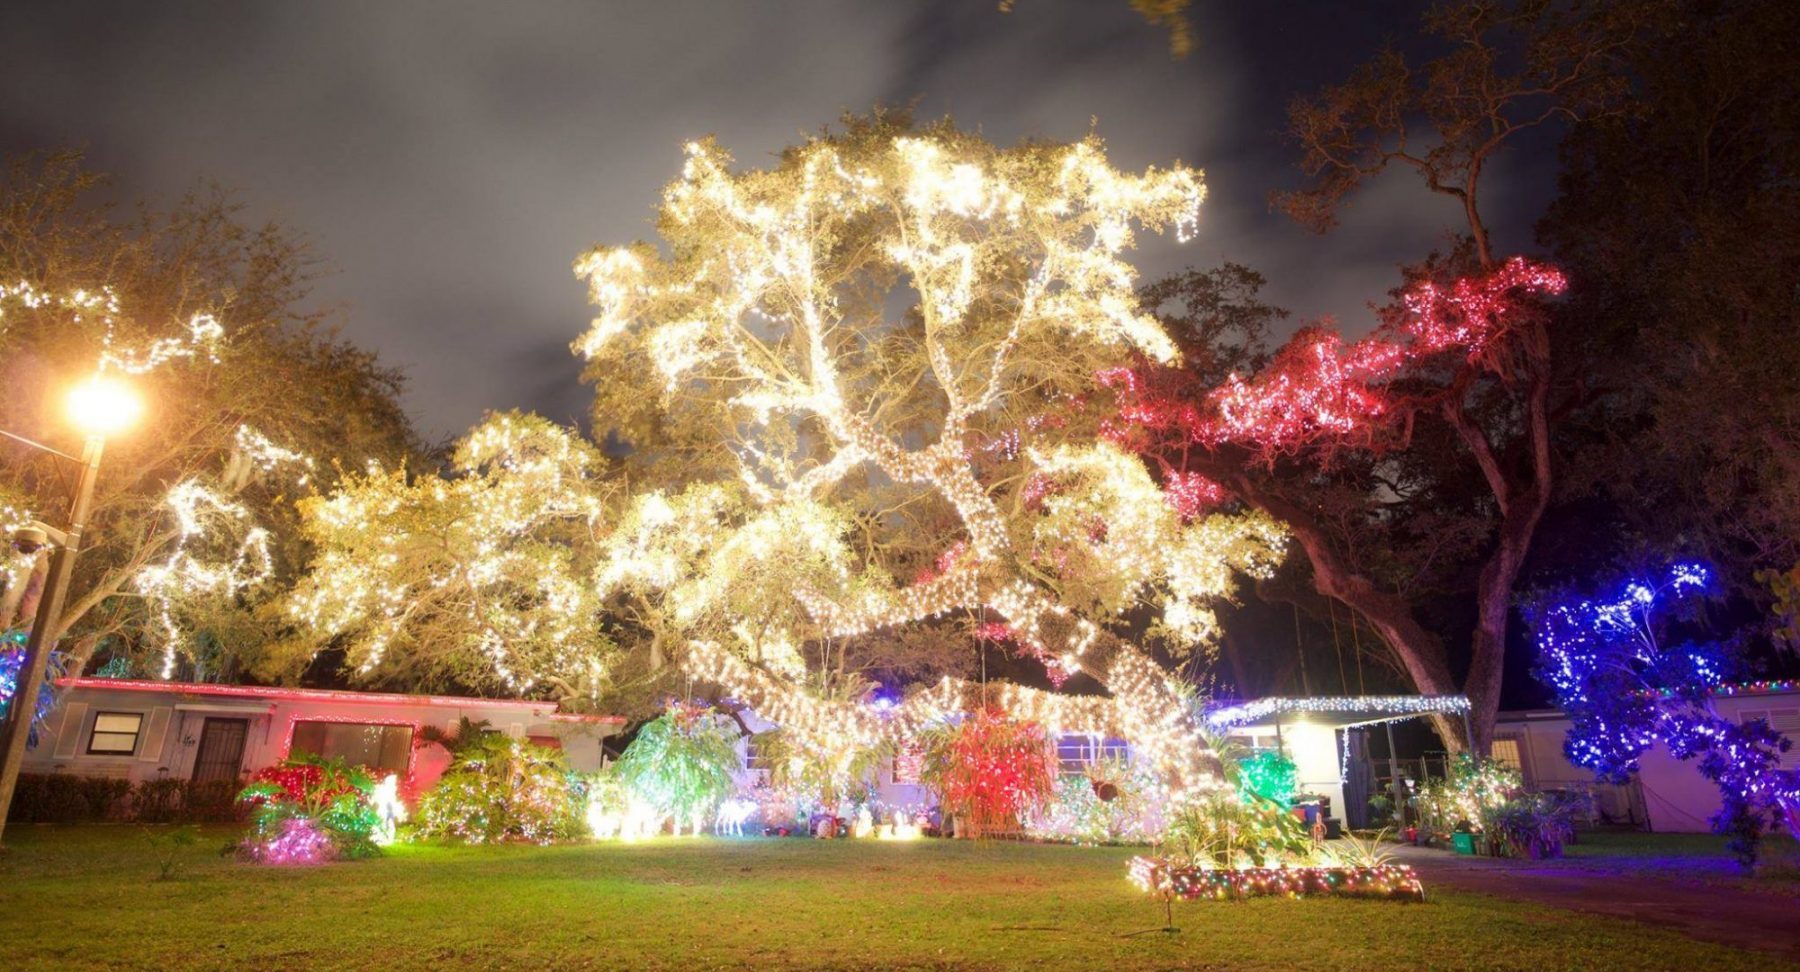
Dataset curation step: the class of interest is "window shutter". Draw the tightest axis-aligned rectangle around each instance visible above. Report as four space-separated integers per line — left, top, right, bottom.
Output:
50 701 88 759
138 707 173 763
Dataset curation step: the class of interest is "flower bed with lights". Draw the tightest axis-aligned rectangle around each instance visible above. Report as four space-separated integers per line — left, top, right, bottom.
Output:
1123 770 1425 902
1128 856 1424 902
236 755 381 864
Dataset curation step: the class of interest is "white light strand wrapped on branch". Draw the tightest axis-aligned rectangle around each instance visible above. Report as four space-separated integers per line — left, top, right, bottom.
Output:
562 125 1280 801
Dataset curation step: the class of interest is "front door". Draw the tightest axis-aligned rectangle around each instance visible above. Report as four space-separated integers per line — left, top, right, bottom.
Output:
190 718 249 783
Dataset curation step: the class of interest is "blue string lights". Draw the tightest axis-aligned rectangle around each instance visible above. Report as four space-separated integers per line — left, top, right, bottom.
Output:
1530 562 1800 866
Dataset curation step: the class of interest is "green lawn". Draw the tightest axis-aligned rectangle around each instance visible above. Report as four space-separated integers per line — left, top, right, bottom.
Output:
1558 829 1800 893
0 825 1777 971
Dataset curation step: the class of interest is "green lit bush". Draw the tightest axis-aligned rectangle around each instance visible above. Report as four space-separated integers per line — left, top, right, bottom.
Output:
237 755 382 863
414 736 586 844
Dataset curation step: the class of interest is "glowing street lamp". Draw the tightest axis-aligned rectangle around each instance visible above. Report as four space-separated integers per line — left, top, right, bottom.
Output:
0 373 142 846
65 374 145 439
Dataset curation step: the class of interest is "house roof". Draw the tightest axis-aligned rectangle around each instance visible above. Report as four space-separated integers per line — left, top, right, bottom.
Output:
1205 694 1472 732
1498 681 1800 724
54 677 625 724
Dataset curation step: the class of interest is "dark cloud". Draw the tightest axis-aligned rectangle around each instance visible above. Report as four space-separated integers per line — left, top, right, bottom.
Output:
0 0 1553 440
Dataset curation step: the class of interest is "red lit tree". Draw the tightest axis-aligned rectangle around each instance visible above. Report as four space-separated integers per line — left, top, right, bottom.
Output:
1105 257 1567 751
1097 1 1646 752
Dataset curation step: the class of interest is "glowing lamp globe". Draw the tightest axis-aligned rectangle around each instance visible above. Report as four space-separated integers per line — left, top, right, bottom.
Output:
66 374 143 438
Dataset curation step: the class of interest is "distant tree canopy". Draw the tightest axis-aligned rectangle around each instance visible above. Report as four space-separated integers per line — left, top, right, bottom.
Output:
0 152 420 682
1538 0 1800 628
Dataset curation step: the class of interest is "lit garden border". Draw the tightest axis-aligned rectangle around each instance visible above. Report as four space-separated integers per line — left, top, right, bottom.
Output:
1128 856 1424 902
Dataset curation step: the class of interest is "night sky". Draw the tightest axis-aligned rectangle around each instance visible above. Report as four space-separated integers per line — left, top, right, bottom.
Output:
0 1 1555 441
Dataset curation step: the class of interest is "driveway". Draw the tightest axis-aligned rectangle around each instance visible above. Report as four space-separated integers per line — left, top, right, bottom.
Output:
1388 843 1800 958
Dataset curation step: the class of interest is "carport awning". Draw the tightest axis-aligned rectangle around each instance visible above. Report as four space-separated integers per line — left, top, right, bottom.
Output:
1204 694 1471 731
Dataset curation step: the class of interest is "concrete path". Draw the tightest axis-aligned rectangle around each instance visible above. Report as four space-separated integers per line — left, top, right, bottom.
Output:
1388 844 1800 958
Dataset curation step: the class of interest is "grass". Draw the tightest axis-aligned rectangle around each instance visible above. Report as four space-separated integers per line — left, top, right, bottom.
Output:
0 825 1779 971
1557 828 1800 894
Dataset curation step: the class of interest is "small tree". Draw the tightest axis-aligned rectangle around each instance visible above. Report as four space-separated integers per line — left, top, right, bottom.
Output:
1530 562 1800 867
921 708 1057 839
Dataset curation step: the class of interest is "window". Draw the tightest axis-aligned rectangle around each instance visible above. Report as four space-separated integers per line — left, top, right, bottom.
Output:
1491 737 1523 773
1055 735 1129 773
289 721 413 775
87 712 143 755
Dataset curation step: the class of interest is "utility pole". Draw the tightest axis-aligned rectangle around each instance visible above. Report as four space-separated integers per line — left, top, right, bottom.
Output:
0 436 104 847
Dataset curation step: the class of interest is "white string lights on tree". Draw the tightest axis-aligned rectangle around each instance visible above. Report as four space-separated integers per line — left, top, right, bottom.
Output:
571 124 1285 802
0 280 223 375
288 413 618 696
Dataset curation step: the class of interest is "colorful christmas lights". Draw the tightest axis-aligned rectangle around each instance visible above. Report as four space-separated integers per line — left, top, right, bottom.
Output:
1531 562 1800 864
1128 857 1424 902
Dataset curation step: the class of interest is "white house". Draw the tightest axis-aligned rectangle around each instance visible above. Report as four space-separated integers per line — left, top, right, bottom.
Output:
23 677 626 798
727 693 1470 835
1493 684 1800 833
1209 694 1475 834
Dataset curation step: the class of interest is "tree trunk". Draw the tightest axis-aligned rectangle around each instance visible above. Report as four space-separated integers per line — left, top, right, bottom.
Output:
1220 467 1468 750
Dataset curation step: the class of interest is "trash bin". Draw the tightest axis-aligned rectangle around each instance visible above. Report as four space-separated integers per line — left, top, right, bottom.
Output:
1451 831 1478 855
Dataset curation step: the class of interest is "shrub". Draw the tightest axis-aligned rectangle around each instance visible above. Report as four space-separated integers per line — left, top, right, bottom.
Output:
1161 789 1317 869
1412 754 1520 836
1484 791 1585 860
6 774 131 822
612 704 740 834
920 708 1056 839
134 778 245 824
1235 751 1297 804
237 755 381 863
414 736 586 844
1028 757 1163 844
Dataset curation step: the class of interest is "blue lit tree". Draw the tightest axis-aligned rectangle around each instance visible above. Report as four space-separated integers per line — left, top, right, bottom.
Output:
1530 563 1800 867
0 631 65 746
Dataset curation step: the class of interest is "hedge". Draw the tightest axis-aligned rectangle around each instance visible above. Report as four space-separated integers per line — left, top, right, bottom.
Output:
6 774 248 824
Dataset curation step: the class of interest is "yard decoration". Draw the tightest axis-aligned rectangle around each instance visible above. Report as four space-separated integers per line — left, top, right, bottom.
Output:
414 735 586 844
1531 561 1800 867
1028 756 1163 844
920 708 1056 839
236 754 381 864
1235 750 1297 805
611 703 739 835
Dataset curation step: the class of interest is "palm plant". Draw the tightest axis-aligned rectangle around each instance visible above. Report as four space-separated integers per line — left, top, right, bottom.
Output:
612 703 739 834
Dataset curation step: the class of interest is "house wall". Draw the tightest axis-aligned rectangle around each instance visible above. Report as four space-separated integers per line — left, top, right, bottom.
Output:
24 681 621 800
1230 722 1348 828
1495 689 1799 833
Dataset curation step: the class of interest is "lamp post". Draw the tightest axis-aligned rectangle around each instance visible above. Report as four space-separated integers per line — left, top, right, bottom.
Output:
0 374 141 847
